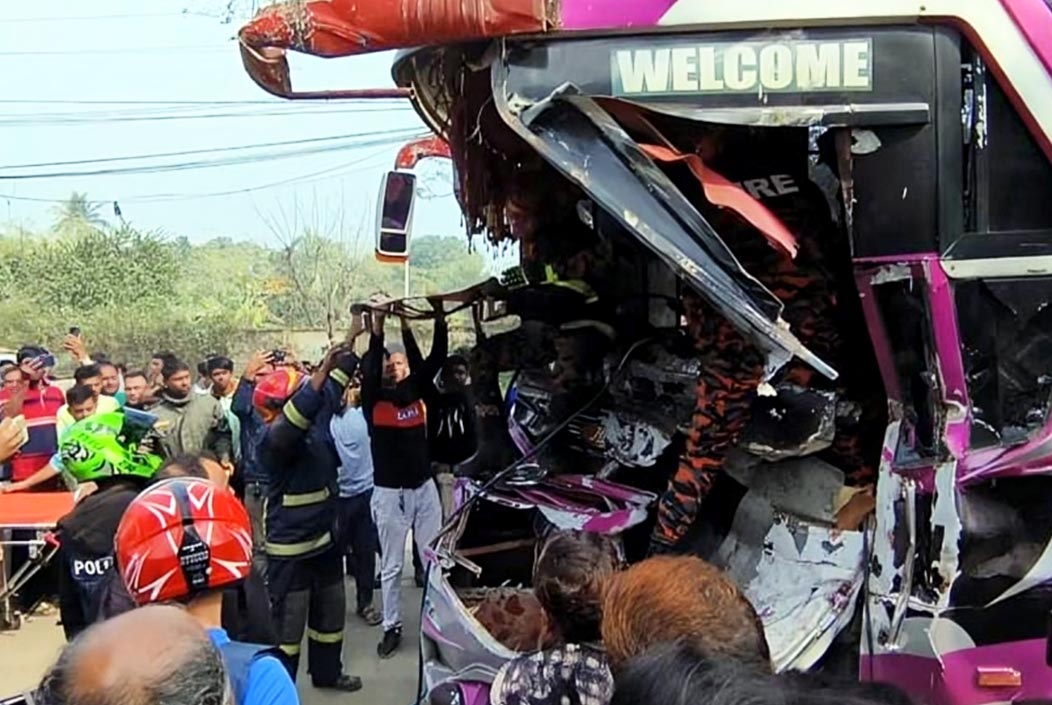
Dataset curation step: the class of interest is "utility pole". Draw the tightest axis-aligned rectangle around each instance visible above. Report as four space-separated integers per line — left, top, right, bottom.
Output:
403 258 410 298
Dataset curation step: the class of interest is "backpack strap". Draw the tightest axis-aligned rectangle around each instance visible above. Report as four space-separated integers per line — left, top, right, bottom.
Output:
217 640 284 705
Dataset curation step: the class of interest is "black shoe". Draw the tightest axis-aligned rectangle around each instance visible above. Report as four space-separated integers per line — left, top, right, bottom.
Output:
314 674 363 692
378 626 402 659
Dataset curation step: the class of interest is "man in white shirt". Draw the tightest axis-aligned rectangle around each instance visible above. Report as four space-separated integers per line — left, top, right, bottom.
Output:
207 357 242 467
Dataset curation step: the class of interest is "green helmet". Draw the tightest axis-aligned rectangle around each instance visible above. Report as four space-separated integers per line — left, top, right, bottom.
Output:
59 412 162 483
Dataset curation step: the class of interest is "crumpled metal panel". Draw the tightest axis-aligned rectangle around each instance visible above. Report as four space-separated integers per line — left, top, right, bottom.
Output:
491 77 837 380
714 461 866 672
239 0 548 97
740 386 838 461
863 420 914 652
638 143 799 259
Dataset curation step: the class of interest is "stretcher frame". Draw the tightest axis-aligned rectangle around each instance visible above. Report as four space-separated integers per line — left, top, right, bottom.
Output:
0 493 73 631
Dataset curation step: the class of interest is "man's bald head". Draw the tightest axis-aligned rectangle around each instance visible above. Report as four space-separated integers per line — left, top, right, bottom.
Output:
385 348 409 384
35 605 229 705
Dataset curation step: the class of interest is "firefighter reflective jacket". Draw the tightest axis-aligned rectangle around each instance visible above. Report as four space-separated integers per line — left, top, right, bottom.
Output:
259 356 358 560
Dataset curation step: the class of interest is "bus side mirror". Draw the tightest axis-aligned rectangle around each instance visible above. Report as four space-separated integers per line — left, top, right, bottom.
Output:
376 170 416 263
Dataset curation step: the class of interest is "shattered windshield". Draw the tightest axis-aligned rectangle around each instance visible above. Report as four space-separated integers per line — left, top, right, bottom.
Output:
957 278 1052 448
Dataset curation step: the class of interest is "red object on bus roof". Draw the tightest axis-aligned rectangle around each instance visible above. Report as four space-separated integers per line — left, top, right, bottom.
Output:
396 136 451 170
238 0 549 98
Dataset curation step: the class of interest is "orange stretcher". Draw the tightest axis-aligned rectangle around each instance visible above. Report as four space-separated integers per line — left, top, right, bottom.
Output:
0 492 74 630
0 493 74 528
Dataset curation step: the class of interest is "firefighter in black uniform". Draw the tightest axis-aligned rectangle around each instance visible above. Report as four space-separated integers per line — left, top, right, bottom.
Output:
255 340 363 691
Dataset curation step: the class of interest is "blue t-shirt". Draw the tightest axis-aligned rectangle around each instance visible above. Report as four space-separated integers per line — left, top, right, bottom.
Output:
330 407 375 498
207 628 299 705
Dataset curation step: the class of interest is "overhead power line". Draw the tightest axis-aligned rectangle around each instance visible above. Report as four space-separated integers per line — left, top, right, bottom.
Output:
0 129 419 170
0 131 425 180
0 146 394 204
134 149 395 202
0 44 233 56
0 106 414 127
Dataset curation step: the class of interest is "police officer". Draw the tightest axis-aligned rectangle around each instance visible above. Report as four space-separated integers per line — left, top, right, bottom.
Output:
54 406 163 639
255 340 362 691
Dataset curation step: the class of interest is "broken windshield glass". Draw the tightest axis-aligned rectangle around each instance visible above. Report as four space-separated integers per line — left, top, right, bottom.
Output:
956 277 1052 448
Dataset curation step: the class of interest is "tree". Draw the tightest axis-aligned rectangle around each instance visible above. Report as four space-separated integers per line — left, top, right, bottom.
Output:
259 196 371 340
409 235 487 293
180 238 278 328
52 192 107 231
0 191 492 368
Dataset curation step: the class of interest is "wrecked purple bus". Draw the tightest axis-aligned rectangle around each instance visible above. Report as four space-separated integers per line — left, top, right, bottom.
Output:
238 1 1052 703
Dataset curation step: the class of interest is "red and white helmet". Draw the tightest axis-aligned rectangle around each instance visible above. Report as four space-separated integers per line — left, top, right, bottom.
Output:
115 477 253 605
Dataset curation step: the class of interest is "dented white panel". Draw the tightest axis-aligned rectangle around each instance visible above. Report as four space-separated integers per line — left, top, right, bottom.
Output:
717 466 867 672
931 461 963 609
865 420 912 654
738 515 865 670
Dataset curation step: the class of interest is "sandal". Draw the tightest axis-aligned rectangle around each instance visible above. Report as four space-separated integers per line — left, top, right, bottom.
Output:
357 605 382 627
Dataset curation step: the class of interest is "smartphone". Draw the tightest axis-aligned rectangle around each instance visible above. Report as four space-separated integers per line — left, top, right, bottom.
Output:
33 354 57 368
69 326 81 337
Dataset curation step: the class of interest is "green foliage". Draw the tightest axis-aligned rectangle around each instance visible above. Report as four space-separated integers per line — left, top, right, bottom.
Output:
408 236 487 295
52 192 107 232
0 196 489 367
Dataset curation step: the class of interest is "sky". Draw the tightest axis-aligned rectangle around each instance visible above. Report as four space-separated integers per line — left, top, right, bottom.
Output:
0 0 471 257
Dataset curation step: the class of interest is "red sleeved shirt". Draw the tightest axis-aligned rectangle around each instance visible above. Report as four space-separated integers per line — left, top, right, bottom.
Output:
1 381 65 481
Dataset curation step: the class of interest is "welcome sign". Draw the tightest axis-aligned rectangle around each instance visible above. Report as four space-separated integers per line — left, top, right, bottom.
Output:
611 38 874 96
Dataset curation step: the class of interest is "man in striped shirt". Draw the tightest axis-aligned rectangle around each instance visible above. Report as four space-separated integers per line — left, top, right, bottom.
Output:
0 347 64 489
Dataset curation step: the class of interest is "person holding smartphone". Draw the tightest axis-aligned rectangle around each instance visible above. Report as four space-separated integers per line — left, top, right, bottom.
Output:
0 346 65 489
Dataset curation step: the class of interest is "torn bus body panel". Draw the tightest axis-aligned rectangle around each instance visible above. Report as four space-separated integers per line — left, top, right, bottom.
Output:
863 422 914 650
491 79 837 381
859 249 1052 703
716 450 871 671
717 488 867 672
421 475 654 694
925 461 964 610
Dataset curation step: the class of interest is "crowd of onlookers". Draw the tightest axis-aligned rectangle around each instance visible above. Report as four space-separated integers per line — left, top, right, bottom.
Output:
0 312 473 705
0 320 913 705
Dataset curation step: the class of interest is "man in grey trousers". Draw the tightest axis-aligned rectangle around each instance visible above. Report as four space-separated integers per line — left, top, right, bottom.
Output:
361 302 447 659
